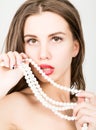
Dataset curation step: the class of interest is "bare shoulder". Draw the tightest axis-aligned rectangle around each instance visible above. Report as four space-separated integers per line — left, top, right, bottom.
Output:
0 92 27 118
0 89 36 129
0 91 30 108
0 89 36 113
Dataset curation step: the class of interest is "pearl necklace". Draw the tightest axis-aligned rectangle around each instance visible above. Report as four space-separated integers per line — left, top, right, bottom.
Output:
20 59 88 130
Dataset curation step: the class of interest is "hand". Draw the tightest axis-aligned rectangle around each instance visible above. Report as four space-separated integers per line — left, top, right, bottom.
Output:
0 51 28 98
73 91 96 130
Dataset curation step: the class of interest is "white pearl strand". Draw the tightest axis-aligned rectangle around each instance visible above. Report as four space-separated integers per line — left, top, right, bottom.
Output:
20 59 88 130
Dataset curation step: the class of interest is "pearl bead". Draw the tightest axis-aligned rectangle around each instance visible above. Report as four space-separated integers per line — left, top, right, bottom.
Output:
19 59 88 130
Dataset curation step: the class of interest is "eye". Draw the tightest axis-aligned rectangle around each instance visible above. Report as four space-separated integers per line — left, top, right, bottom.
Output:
25 38 38 45
51 36 63 43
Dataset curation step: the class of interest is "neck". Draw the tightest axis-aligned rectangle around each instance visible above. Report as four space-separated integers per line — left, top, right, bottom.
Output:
40 81 71 103
39 70 71 103
21 62 77 121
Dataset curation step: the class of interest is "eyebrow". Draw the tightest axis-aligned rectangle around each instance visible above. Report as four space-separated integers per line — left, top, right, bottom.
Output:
24 34 37 38
49 32 66 37
24 32 66 38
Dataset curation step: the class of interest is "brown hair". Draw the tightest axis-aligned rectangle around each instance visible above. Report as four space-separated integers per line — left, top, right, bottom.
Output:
6 0 85 100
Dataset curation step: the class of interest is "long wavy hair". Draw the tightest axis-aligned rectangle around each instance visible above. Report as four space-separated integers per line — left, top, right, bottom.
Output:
5 0 85 100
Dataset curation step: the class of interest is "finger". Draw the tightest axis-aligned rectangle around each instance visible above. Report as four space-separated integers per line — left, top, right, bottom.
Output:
20 52 29 63
13 51 24 66
76 115 96 129
75 116 89 130
77 97 85 103
73 102 96 117
76 91 96 105
14 52 29 66
76 91 95 99
7 51 16 69
20 52 28 59
0 53 10 68
76 107 96 121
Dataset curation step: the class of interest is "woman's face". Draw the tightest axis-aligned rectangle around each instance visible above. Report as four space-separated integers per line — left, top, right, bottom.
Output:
24 11 79 84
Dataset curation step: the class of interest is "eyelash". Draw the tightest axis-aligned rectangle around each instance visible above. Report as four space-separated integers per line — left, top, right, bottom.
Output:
24 36 63 45
25 38 38 45
51 36 63 43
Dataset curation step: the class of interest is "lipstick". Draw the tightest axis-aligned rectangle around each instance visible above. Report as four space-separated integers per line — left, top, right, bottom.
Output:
39 64 54 75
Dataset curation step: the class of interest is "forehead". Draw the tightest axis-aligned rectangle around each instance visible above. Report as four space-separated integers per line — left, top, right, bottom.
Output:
24 11 71 35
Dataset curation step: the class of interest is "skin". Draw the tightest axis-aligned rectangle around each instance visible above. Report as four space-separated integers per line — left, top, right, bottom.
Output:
24 12 79 102
0 12 96 130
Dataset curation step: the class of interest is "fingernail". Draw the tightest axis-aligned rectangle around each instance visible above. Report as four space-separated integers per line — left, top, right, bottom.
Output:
0 62 4 67
0 62 9 68
75 90 82 96
75 93 81 97
12 66 15 69
11 65 15 70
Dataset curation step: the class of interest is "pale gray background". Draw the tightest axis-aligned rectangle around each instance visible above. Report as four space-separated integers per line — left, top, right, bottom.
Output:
0 0 96 92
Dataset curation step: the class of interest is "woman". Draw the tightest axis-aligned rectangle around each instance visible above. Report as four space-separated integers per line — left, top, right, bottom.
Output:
0 0 96 130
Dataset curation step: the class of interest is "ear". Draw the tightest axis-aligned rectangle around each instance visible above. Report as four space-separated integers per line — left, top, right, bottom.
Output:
72 40 79 57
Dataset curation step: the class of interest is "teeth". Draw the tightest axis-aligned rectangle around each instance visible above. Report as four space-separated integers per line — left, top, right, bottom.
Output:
42 68 51 71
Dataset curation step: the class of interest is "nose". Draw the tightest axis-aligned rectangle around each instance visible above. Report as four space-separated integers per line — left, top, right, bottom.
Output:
39 45 51 60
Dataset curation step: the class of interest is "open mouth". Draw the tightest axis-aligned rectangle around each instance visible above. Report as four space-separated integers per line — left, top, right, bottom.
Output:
39 64 54 75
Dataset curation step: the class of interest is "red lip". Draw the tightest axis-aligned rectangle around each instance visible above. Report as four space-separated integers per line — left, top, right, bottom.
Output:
39 64 54 75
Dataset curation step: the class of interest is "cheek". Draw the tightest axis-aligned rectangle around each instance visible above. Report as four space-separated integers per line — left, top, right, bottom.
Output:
56 46 73 60
24 47 31 57
59 53 72 66
56 53 72 76
24 45 37 59
55 47 73 68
